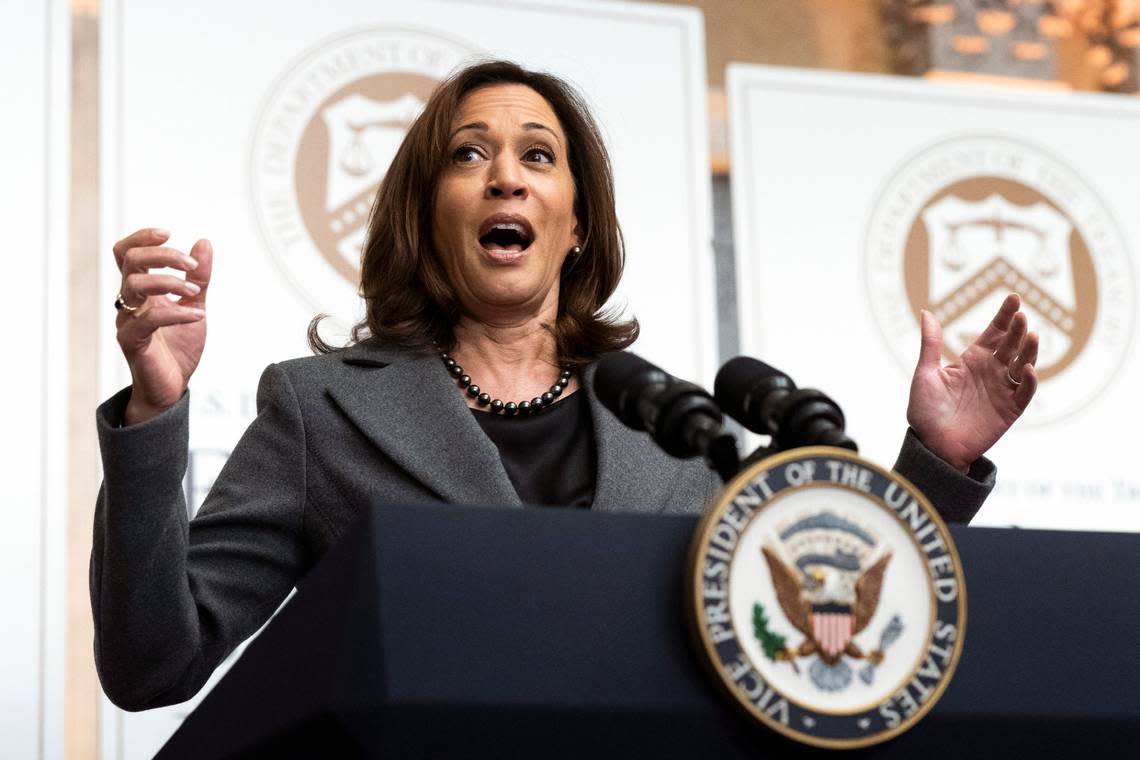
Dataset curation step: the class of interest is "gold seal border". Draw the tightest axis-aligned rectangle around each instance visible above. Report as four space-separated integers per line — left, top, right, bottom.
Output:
685 446 968 750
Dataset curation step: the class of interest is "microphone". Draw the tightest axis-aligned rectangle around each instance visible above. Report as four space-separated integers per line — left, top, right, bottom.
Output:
593 352 740 482
714 356 857 453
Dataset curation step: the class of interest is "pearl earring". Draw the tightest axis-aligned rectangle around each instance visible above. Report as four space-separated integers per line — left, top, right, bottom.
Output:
570 245 582 256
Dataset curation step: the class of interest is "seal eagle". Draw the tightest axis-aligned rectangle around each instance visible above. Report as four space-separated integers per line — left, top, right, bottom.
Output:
762 546 892 667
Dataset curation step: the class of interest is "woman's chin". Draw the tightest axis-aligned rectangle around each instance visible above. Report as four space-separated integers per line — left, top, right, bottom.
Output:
465 276 555 315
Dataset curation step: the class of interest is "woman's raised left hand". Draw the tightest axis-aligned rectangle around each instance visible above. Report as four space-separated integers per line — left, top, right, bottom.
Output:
906 293 1038 472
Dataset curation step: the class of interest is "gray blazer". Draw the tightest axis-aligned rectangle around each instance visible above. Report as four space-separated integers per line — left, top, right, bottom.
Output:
91 340 994 711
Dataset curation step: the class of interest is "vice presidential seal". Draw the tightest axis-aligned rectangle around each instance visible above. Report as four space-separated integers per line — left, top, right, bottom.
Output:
689 448 965 748
250 28 473 325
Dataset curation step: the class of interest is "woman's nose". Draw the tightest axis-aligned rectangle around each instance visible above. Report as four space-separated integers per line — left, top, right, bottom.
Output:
485 160 528 200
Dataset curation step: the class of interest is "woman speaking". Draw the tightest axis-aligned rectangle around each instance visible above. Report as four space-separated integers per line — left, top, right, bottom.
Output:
93 61 1038 710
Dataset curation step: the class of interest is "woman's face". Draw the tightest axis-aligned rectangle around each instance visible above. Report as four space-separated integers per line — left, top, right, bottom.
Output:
432 84 579 319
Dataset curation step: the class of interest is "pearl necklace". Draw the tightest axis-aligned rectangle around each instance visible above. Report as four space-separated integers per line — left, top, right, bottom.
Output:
438 350 572 416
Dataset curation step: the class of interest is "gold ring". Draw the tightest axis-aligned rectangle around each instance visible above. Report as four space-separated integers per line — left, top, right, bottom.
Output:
114 292 141 313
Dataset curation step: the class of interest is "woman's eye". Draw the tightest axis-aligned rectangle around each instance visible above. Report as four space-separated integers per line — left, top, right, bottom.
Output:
524 146 555 164
453 146 484 163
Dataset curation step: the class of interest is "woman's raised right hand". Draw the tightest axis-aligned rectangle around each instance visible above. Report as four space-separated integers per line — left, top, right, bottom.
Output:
113 228 213 425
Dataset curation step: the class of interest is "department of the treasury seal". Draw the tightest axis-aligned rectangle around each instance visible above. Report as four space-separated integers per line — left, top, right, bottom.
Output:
688 448 966 749
250 27 474 326
864 134 1134 425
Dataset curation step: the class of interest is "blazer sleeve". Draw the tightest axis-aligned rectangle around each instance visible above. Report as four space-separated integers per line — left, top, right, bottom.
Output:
90 363 310 711
892 427 995 524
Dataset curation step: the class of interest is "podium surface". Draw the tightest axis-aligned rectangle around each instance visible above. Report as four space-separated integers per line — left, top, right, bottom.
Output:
158 503 1140 758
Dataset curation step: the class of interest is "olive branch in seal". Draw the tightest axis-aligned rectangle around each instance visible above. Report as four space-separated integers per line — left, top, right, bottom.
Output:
747 601 793 665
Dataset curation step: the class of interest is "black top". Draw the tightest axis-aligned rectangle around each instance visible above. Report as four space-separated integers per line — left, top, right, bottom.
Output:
471 391 596 508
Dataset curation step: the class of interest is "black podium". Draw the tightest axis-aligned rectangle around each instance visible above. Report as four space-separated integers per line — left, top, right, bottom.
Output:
157 504 1140 758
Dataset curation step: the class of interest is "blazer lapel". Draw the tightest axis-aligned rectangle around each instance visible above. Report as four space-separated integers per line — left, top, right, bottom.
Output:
325 342 521 508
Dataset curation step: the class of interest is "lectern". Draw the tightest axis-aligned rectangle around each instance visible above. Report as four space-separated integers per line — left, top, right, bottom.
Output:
156 503 1140 758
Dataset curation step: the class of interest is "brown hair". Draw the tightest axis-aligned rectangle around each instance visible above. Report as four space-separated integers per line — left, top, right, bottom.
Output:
308 60 638 365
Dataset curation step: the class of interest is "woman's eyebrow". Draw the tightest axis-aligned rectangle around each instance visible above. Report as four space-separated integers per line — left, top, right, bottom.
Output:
451 121 562 146
453 121 489 137
522 122 562 146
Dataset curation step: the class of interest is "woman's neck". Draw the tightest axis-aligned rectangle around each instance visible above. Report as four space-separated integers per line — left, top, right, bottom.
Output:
450 307 577 408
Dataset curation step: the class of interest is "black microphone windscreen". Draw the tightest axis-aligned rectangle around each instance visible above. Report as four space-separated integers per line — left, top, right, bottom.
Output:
714 356 789 424
593 351 661 428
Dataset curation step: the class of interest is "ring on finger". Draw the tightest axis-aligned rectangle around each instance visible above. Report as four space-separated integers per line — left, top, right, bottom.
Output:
1006 366 1022 387
114 291 142 313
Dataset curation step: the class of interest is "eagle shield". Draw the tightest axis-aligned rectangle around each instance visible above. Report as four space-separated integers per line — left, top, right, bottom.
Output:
760 512 892 680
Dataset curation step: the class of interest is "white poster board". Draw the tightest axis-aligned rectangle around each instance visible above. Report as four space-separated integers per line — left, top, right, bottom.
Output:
728 65 1140 533
0 1 69 758
100 0 712 755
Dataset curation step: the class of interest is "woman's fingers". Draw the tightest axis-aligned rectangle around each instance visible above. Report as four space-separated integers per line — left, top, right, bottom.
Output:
114 234 213 311
992 311 1027 365
915 310 944 371
1014 364 1038 408
181 239 213 307
975 293 1021 350
121 272 202 303
113 227 170 270
120 244 199 275
116 305 206 349
1008 331 1039 385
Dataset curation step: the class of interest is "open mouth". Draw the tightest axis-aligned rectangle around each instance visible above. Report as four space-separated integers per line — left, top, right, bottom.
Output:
478 215 535 255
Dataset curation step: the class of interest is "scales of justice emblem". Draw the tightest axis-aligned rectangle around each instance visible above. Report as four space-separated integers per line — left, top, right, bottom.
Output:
251 29 472 322
755 512 904 693
316 92 426 278
867 134 1134 424
919 191 1078 373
